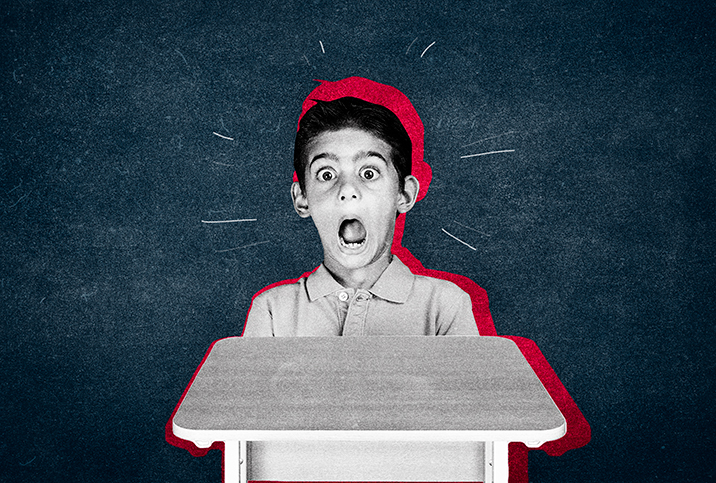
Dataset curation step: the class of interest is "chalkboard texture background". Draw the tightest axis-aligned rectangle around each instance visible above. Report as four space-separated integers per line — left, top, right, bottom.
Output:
1 1 713 481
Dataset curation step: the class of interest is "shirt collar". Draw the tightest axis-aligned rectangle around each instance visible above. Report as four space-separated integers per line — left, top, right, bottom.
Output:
305 264 345 302
305 257 414 304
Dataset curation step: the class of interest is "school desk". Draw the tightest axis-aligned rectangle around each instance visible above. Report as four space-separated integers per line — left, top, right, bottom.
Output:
172 336 566 483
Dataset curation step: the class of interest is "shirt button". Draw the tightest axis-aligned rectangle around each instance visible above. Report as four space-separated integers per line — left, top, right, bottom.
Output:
338 292 349 302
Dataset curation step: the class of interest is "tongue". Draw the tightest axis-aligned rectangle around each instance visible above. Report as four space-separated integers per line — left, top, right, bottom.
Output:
340 219 366 244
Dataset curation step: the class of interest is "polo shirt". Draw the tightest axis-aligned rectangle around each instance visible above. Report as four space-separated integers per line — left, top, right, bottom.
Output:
242 257 480 337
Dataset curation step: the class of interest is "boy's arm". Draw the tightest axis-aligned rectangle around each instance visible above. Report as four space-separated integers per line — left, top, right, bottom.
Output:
437 287 481 336
241 292 274 337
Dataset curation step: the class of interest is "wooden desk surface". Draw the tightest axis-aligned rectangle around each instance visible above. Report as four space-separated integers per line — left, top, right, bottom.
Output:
173 336 565 444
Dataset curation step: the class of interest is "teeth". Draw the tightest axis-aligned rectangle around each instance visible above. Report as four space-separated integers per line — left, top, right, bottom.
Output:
340 237 365 249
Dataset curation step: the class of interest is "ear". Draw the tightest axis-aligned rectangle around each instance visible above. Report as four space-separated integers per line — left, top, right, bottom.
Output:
397 175 420 214
291 182 311 218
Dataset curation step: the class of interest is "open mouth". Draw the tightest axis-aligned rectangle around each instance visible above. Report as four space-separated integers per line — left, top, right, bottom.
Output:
338 218 366 249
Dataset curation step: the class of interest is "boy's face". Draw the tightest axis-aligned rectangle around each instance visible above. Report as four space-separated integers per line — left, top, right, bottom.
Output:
292 128 418 278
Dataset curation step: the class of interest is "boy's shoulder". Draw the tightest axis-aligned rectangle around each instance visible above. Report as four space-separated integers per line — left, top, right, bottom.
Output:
370 257 473 303
411 271 472 299
253 277 308 301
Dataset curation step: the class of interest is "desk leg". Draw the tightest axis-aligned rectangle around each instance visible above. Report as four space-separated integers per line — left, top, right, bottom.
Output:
484 441 509 483
223 441 247 483
484 442 493 483
494 442 509 483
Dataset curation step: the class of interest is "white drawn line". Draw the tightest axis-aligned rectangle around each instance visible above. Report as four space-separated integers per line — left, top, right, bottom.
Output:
406 37 418 54
454 221 491 237
421 41 436 58
201 218 257 224
442 228 477 251
8 179 22 194
319 40 325 53
175 49 189 68
460 149 515 159
8 191 31 208
213 132 234 141
215 240 270 253
461 131 517 148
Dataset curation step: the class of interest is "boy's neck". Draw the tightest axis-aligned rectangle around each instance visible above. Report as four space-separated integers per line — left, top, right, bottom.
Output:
324 255 392 290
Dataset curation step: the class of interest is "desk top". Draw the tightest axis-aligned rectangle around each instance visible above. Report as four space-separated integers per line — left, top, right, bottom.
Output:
173 336 565 444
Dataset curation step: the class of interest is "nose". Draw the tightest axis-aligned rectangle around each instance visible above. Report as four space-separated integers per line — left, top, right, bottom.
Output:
338 176 360 201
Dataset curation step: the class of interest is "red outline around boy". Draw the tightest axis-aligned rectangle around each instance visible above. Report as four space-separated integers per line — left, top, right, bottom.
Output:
168 77 590 482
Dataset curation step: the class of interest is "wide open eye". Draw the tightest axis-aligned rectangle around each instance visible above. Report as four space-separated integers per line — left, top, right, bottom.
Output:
316 168 335 182
360 167 379 180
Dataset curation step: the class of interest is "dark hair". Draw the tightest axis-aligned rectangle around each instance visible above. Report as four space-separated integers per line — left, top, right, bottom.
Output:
294 97 412 192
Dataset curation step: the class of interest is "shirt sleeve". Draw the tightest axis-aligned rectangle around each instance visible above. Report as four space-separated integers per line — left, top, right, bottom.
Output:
241 291 274 337
436 285 481 336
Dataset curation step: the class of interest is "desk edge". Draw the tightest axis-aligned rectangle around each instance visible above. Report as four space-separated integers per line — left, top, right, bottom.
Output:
172 420 567 446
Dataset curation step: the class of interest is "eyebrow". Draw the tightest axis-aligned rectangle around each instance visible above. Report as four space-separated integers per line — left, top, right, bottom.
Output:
309 150 388 169
309 152 339 167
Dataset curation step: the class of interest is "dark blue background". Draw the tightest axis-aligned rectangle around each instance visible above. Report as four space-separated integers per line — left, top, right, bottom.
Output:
1 1 713 481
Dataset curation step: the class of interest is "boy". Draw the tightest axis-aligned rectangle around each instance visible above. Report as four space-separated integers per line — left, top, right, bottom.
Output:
242 78 482 336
